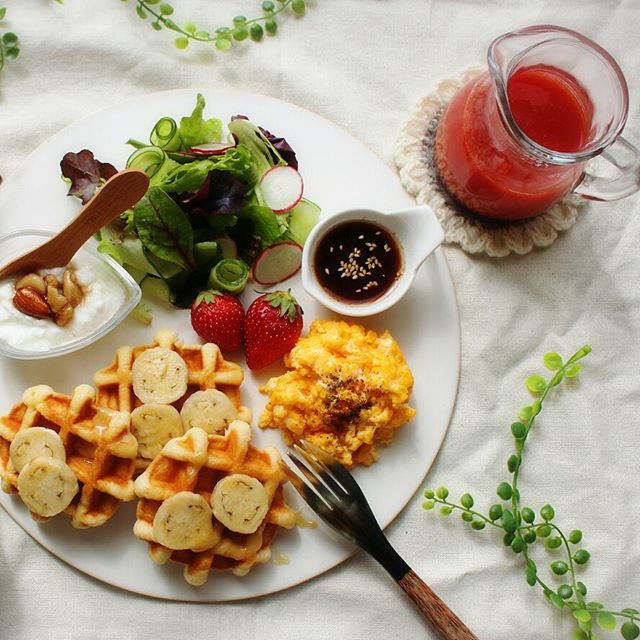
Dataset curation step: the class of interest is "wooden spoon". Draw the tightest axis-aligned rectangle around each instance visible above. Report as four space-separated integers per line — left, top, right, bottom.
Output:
0 168 150 280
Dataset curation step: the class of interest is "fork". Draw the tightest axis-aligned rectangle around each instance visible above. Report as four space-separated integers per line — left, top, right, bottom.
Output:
286 441 479 640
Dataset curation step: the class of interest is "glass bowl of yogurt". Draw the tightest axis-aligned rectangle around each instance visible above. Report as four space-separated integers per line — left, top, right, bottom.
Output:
0 229 141 359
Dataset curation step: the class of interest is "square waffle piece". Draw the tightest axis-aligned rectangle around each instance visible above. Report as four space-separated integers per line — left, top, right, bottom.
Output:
0 384 138 528
94 329 252 470
133 420 296 586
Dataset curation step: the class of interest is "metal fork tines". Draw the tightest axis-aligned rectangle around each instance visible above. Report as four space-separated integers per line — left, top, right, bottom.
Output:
285 440 478 640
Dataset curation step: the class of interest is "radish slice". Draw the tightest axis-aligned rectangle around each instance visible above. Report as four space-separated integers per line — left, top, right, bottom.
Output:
259 166 304 213
189 142 236 156
252 241 303 285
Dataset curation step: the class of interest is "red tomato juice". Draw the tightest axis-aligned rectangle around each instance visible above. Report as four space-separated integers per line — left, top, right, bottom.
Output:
435 65 593 220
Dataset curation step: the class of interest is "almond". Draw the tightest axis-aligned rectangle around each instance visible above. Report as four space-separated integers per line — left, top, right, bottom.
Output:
13 287 52 319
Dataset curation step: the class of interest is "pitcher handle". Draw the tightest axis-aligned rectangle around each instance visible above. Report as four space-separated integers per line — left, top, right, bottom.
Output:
573 136 640 202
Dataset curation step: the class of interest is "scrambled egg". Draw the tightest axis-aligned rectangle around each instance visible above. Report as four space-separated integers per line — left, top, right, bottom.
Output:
258 320 416 467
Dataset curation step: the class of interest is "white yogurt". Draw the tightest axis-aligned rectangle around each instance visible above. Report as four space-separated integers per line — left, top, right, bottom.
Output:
0 253 126 353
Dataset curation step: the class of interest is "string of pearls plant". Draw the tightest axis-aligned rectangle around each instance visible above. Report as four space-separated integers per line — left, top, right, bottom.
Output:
422 346 640 640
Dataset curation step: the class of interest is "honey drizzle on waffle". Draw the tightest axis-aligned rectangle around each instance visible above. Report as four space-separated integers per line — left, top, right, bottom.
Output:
0 384 137 527
133 421 296 586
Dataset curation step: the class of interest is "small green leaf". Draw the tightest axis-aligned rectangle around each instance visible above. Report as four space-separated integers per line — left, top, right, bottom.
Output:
544 352 563 370
174 36 189 49
565 363 583 378
545 536 562 550
151 21 162 31
622 621 640 640
596 612 616 631
159 3 174 15
435 486 449 500
623 609 640 616
572 630 588 640
292 0 306 15
183 20 196 34
527 374 546 394
0 8 6 20
215 37 232 52
501 510 517 534
573 549 591 565
525 566 537 586
460 493 474 509
521 507 535 523
423 489 435 499
503 532 515 546
2 31 17 44
549 593 565 609
489 504 503 521
587 602 605 611
507 454 520 473
550 560 569 575
550 370 565 387
569 529 583 544
511 536 525 553
461 511 473 522
518 405 533 421
510 422 527 439
4 45 19 60
422 500 435 510
558 584 573 599
523 530 537 544
471 520 485 530
531 399 542 416
232 26 249 41
573 609 592 623
576 581 588 596
537 524 551 538
540 504 555 521
496 482 512 500
439 506 453 516
135 5 147 19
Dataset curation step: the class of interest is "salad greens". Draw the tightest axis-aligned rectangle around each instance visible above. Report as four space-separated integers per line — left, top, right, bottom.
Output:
61 94 319 308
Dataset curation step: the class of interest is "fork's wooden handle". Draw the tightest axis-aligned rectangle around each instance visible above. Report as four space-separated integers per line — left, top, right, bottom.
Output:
397 570 478 640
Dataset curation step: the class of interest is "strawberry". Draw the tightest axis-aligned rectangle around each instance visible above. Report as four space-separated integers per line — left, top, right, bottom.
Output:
190 290 244 352
244 289 303 370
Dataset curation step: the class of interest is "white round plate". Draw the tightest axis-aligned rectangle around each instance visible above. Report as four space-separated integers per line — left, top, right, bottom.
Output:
0 89 460 601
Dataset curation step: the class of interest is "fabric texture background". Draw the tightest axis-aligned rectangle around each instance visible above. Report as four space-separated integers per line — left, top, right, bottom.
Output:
0 1 639 639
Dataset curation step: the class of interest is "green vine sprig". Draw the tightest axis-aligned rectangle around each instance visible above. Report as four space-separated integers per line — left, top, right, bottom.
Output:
124 0 309 51
423 346 640 640
0 7 20 75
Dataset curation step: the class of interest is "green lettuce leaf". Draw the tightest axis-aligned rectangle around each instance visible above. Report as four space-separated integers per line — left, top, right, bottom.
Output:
159 146 257 193
178 94 222 148
132 187 195 271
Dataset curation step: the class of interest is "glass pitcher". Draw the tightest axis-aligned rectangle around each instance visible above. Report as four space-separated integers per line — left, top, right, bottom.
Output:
434 25 640 221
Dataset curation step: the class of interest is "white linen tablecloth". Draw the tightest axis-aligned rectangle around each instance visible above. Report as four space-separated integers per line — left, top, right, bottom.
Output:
1 1 639 638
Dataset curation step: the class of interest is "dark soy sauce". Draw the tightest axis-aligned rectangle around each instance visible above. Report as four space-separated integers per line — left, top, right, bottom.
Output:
313 220 402 303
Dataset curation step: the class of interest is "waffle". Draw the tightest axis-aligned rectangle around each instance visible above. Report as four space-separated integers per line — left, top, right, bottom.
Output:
94 329 252 469
0 384 138 527
133 420 296 586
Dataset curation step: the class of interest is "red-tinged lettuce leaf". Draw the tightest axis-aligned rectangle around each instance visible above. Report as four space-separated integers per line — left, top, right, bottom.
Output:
176 169 247 217
60 150 118 204
230 115 298 169
132 187 195 271
258 126 298 170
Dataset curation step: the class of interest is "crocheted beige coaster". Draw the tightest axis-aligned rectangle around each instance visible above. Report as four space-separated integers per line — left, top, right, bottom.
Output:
395 65 585 257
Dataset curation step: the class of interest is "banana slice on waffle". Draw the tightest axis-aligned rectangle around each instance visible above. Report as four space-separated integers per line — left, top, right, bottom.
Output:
0 384 138 527
94 329 252 470
133 421 296 586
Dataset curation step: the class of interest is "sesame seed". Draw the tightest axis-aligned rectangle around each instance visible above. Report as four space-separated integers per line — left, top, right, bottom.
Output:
358 235 365 240
324 268 330 275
